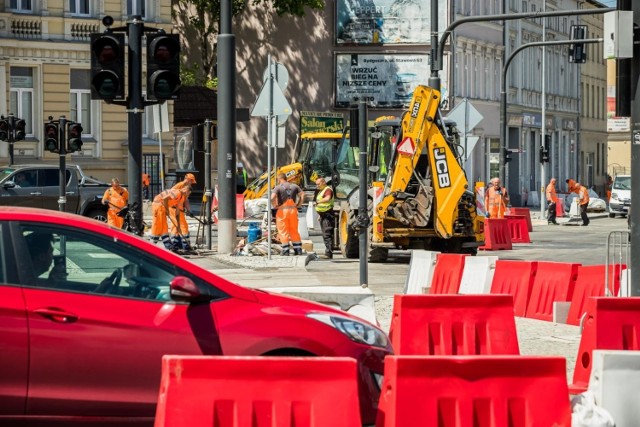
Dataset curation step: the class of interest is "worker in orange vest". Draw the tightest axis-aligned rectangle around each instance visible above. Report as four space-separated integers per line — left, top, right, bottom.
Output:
150 187 190 251
484 177 510 219
545 177 559 225
102 178 129 229
142 173 151 200
576 182 590 226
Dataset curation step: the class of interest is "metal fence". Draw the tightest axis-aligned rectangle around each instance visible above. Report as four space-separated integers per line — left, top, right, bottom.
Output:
605 230 630 297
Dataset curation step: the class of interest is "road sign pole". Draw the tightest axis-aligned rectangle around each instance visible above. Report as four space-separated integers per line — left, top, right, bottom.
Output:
266 55 273 260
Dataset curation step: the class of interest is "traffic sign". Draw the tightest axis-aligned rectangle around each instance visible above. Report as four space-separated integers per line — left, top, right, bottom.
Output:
397 137 415 155
446 99 483 133
262 62 289 92
250 79 292 117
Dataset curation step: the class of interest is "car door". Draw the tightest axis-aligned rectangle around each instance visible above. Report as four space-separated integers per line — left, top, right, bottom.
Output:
0 168 43 208
15 222 223 418
40 169 79 213
0 222 29 415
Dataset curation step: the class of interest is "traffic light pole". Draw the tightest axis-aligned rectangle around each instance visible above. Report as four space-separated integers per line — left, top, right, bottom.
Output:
204 119 213 250
126 16 144 236
629 1 640 296
58 117 67 213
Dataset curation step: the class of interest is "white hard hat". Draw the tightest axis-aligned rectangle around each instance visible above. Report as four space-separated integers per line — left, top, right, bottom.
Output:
237 162 244 168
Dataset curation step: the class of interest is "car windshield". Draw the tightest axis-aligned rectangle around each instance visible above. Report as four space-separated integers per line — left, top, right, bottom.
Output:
0 167 16 183
613 176 631 190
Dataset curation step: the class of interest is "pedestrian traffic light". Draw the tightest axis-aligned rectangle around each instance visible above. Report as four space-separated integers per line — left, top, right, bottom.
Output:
13 119 26 141
0 117 8 142
146 33 181 100
44 122 60 153
569 25 587 64
90 33 126 100
67 123 83 153
503 148 512 164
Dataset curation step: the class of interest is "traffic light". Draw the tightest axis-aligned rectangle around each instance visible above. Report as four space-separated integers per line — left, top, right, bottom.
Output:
13 119 26 141
0 117 8 142
503 148 512 164
146 33 181 100
540 135 550 163
569 25 587 64
90 33 126 100
44 122 60 153
67 123 83 153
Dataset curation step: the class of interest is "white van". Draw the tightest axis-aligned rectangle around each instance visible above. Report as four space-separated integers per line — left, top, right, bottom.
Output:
609 174 631 218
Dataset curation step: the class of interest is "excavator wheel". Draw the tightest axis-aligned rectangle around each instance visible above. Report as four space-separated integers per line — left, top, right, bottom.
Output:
339 203 359 258
368 246 389 263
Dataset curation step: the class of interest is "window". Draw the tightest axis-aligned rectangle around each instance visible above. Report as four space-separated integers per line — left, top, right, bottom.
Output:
70 70 93 137
9 0 32 12
70 0 89 15
9 67 34 137
127 0 146 17
18 223 217 301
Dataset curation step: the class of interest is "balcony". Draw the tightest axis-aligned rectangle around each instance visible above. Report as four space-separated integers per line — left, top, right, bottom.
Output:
0 14 100 42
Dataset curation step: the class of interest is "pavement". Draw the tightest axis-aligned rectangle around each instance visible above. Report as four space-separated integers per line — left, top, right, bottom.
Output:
144 207 617 384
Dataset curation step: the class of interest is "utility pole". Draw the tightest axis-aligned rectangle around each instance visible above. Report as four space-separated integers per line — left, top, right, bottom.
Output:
628 0 640 296
217 0 238 254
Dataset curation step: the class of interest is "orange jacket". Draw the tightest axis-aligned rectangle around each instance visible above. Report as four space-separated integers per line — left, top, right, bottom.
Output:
546 182 557 203
578 185 590 206
485 186 509 218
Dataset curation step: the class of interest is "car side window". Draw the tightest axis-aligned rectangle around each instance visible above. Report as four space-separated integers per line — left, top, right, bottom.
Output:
13 170 36 188
40 169 71 187
18 224 209 302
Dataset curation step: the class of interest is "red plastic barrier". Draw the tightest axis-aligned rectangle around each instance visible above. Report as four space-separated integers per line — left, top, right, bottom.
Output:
236 194 245 219
505 214 531 243
429 253 468 294
376 356 571 427
506 207 533 232
490 260 538 317
566 265 623 326
479 218 512 251
525 261 579 322
155 356 362 427
570 297 640 394
388 295 519 355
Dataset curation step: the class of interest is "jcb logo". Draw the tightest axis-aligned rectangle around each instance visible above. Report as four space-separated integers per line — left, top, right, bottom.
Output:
433 148 451 188
411 97 422 118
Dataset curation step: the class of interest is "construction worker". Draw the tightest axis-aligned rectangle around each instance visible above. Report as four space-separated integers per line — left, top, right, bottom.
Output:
484 177 509 219
577 182 590 226
169 184 194 252
150 187 189 251
566 178 579 193
271 172 304 256
546 177 559 225
102 178 129 229
174 172 197 191
314 176 335 259
142 173 151 200
236 162 248 194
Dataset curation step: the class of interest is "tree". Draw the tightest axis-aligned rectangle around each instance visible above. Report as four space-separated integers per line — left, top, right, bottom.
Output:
174 0 324 86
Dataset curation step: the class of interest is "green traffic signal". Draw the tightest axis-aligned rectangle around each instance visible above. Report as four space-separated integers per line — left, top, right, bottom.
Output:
147 34 181 100
90 33 125 100
0 118 8 142
14 119 26 141
44 122 60 153
67 123 83 153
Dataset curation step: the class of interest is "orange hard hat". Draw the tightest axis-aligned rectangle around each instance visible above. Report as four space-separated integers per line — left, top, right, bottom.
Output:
185 173 196 184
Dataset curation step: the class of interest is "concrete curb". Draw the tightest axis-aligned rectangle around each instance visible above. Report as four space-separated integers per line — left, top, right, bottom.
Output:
209 253 314 270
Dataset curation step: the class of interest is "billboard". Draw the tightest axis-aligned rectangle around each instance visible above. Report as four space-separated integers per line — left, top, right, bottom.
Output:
335 53 446 109
300 111 345 134
335 0 448 45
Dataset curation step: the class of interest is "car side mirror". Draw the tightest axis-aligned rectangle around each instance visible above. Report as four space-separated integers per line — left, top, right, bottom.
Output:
3 181 16 189
169 276 210 303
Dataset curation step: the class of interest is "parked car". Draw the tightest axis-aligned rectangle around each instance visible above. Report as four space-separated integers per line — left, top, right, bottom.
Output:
609 174 631 218
0 206 391 426
565 188 607 213
0 164 110 221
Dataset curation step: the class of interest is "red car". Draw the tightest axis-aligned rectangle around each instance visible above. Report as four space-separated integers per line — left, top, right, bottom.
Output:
0 207 391 425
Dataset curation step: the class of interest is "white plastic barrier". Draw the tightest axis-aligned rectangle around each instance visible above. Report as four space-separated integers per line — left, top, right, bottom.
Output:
266 286 377 325
403 250 439 295
458 256 498 294
588 350 640 427
620 268 631 297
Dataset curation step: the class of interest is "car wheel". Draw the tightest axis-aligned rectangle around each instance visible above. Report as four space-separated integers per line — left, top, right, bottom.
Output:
88 209 108 223
608 212 616 218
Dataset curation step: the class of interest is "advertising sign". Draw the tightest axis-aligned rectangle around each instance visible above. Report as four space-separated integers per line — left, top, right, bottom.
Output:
300 111 345 134
335 53 437 109
336 0 448 45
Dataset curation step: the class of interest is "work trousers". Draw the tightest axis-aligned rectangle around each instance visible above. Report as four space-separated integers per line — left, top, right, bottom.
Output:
318 210 335 254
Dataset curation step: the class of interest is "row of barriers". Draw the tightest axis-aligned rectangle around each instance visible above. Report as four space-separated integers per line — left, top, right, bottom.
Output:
154 354 572 427
153 294 640 426
406 250 625 325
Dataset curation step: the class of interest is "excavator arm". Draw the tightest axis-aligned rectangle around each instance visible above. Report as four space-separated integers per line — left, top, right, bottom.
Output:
373 85 468 239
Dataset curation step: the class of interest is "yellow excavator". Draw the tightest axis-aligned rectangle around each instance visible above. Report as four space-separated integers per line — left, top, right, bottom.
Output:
337 85 484 261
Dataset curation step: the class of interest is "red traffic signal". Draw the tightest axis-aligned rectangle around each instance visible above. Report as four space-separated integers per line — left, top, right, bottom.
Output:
0 118 8 142
90 33 126 100
14 119 26 141
146 34 181 100
44 122 60 153
67 123 83 153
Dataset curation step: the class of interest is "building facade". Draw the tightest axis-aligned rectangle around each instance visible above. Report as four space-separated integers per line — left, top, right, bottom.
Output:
0 0 175 194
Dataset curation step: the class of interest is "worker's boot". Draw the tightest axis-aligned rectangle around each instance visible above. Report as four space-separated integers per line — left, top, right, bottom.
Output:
281 244 290 256
293 242 303 256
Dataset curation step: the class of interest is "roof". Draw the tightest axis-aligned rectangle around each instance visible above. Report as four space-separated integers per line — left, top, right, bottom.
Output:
173 86 217 127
